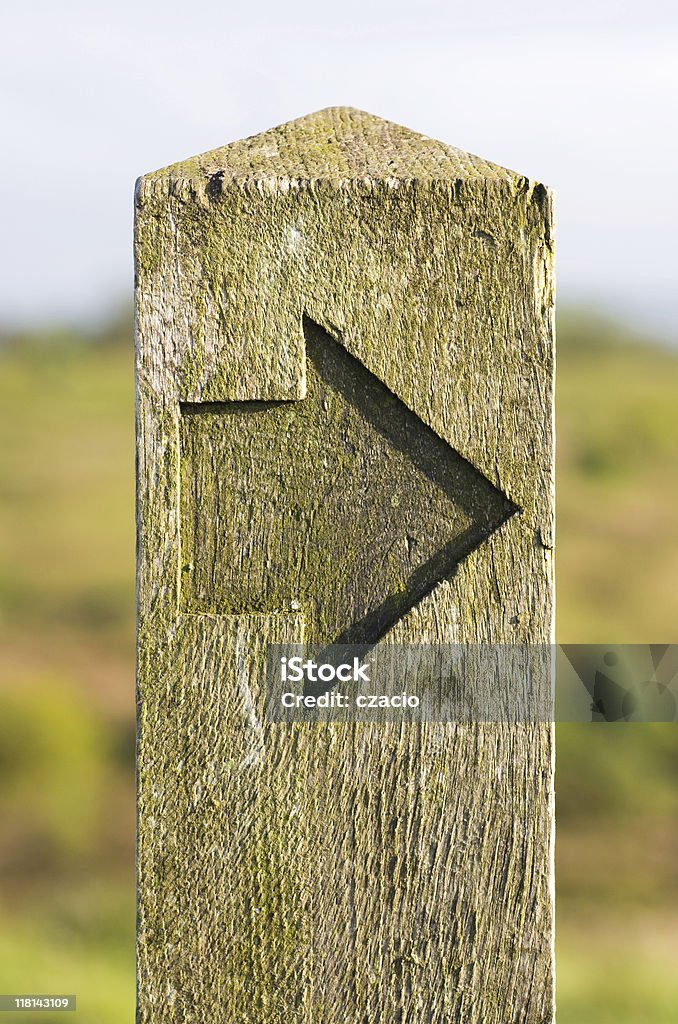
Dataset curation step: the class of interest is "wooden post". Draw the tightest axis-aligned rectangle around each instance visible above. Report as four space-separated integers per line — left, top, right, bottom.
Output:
135 107 555 1023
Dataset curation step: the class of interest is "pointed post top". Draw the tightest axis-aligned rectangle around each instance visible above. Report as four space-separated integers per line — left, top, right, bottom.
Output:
143 106 526 186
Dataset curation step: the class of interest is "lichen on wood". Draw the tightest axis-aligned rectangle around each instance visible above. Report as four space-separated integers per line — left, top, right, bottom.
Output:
135 107 555 1024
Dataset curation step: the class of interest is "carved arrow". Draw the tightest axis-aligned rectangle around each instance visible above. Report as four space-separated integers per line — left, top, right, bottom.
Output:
180 317 518 651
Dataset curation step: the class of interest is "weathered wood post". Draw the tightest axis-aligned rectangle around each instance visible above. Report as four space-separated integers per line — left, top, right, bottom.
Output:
135 107 555 1023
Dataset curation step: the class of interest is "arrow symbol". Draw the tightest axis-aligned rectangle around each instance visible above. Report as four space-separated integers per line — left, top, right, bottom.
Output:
180 317 518 655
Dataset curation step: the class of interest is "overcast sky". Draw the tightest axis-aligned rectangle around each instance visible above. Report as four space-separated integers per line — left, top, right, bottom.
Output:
2 1 677 337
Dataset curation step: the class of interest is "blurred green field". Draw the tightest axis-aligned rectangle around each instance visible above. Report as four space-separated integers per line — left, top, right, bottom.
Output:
0 310 676 1022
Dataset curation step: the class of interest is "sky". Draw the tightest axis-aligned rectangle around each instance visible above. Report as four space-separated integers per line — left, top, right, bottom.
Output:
1 1 677 337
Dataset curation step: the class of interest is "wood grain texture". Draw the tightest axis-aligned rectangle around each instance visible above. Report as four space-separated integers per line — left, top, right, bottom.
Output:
135 107 555 1024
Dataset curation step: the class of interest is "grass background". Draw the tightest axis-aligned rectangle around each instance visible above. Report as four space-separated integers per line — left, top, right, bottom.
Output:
0 310 676 1022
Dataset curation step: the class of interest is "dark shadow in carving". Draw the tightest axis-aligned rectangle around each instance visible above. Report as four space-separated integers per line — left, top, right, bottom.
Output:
180 317 519 687
300 317 519 688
